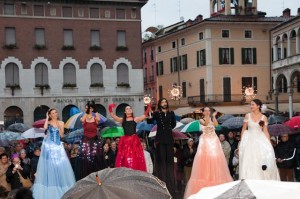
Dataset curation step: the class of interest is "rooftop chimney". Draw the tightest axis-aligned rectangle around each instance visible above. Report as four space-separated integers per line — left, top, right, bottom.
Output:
282 8 291 17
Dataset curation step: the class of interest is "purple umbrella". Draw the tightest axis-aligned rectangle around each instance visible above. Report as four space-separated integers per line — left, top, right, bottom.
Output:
268 124 296 136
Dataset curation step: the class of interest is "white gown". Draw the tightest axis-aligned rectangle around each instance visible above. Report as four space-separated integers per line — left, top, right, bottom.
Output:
239 114 280 180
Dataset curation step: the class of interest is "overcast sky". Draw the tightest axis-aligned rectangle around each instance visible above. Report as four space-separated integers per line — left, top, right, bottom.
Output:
141 0 300 32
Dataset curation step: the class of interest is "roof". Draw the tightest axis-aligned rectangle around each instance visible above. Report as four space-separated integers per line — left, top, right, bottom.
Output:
205 14 294 23
271 15 300 30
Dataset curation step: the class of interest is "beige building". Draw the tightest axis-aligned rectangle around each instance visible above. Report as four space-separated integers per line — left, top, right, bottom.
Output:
271 12 300 117
145 0 297 115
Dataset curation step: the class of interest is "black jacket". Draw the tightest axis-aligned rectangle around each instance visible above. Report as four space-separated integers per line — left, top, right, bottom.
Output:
275 140 296 169
100 150 114 169
182 145 197 167
30 155 39 175
148 111 176 144
6 163 30 190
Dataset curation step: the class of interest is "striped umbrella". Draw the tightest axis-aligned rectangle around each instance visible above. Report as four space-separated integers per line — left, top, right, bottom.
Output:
65 112 107 129
268 124 296 136
221 117 244 130
180 121 201 133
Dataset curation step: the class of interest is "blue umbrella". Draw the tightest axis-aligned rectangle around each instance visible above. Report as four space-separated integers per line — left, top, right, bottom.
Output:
0 131 25 141
100 119 118 128
70 107 81 117
136 121 154 132
63 129 84 144
217 115 234 124
221 117 244 130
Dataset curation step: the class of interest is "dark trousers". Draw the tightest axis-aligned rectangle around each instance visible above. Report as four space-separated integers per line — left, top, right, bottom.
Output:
156 143 175 197
279 168 294 182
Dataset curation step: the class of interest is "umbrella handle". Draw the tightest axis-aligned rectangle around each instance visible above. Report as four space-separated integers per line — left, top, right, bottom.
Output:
96 174 102 185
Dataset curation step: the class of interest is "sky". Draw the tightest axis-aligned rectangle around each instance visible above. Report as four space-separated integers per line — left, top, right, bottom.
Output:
141 0 300 32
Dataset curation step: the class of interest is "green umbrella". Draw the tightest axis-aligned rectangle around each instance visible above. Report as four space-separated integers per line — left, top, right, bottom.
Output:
101 127 124 138
180 120 201 133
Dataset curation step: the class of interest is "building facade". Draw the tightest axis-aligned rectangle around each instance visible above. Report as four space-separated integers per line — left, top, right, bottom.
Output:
143 0 295 114
0 0 147 127
271 12 300 117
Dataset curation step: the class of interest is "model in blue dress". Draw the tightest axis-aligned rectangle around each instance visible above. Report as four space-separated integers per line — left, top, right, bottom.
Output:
32 108 75 199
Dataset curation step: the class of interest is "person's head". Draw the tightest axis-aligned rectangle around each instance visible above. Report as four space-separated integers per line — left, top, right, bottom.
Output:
187 138 194 147
20 149 27 159
202 107 211 117
0 153 8 165
228 131 235 139
11 154 21 166
141 141 147 150
219 134 226 142
33 147 41 157
105 138 111 145
157 98 169 111
124 106 133 116
103 143 109 152
71 145 79 155
0 147 5 155
235 132 241 141
85 101 95 114
15 188 33 199
47 108 59 121
115 138 120 145
280 134 289 142
250 99 263 113
14 143 22 153
110 141 117 151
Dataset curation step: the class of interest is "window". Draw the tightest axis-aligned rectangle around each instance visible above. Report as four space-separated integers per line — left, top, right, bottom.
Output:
158 46 161 52
90 63 103 85
62 7 72 17
117 31 126 47
63 29 73 46
222 30 230 38
50 7 56 16
21 5 27 15
199 32 204 40
131 9 136 18
5 63 19 87
63 63 76 85
35 63 48 86
4 3 14 15
90 8 99 18
116 9 125 19
150 65 154 81
143 49 147 64
182 82 187 98
170 57 178 73
242 48 257 64
172 41 176 48
197 49 206 66
34 5 44 16
242 77 258 93
5 28 16 45
150 48 154 61
144 68 147 83
117 64 129 85
179 54 188 70
181 38 185 46
156 61 164 76
245 30 252 38
105 10 111 18
91 30 100 47
78 8 84 17
35 28 45 46
159 85 163 99
219 48 234 64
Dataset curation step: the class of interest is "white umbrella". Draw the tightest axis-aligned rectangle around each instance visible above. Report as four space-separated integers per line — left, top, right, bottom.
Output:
188 180 300 199
22 128 45 139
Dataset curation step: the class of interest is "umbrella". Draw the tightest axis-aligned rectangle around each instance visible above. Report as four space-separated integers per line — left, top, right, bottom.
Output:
33 119 46 128
62 168 171 199
101 127 124 138
217 115 234 124
180 118 195 124
268 115 288 125
284 116 300 129
100 119 118 128
21 128 45 139
221 117 244 130
188 179 300 199
0 140 10 147
268 124 296 136
7 123 29 132
63 129 84 143
149 124 188 139
136 121 154 132
65 112 107 129
70 107 80 117
0 131 25 141
214 125 229 135
181 121 201 133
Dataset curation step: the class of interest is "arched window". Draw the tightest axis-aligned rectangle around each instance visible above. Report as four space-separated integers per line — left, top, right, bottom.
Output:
5 63 19 87
63 63 76 86
276 74 288 93
35 63 49 86
33 105 50 121
117 63 129 86
94 104 107 117
116 103 129 117
62 104 78 122
4 106 23 128
90 63 103 86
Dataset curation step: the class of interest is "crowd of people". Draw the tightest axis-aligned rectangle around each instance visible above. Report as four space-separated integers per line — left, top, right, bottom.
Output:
0 98 299 199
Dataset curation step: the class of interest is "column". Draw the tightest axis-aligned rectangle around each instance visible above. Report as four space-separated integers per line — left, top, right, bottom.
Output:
273 44 278 61
287 34 292 57
296 33 300 54
280 37 284 59
274 90 279 115
288 87 294 118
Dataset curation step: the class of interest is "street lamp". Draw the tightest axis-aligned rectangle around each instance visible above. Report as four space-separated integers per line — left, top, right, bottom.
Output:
168 84 182 101
242 86 257 100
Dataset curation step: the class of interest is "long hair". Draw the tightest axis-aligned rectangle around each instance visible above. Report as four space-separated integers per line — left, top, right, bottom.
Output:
157 98 169 111
47 108 59 121
252 99 265 127
122 105 134 123
85 101 95 114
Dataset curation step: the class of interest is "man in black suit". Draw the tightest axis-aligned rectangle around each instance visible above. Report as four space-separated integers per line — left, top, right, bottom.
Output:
148 98 176 196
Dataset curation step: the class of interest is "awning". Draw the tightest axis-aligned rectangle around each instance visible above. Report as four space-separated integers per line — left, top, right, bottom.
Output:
173 107 196 116
213 105 251 115
267 103 300 113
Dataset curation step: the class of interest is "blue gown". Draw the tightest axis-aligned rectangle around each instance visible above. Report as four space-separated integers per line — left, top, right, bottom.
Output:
32 124 75 199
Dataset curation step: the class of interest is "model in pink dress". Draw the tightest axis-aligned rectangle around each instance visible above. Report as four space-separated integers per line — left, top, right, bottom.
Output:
184 107 233 199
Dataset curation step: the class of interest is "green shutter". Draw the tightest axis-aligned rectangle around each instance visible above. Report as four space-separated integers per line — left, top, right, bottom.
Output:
253 48 257 64
197 51 200 67
203 50 206 65
185 54 188 70
179 56 182 71
156 62 159 76
230 48 234 64
219 48 223 65
161 61 164 75
170 58 173 73
242 48 245 64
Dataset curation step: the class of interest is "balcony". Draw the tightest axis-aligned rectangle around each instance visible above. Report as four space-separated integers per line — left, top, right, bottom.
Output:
150 75 154 82
272 54 300 70
188 94 244 106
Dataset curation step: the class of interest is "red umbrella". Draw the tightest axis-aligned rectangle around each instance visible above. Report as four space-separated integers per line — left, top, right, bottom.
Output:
284 116 300 129
33 119 46 128
172 129 188 140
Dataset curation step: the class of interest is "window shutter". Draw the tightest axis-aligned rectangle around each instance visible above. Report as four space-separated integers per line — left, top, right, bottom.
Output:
170 58 173 73
253 48 257 64
230 48 234 64
284 48 287 59
203 50 206 65
219 48 223 65
64 30 73 46
156 62 159 76
5 28 16 45
253 77 258 93
242 48 245 64
179 56 182 71
197 51 200 67
161 61 164 75
91 30 100 46
117 31 126 47
271 48 274 62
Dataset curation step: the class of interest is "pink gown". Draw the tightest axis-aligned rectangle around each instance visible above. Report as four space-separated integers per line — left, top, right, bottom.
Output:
184 121 233 199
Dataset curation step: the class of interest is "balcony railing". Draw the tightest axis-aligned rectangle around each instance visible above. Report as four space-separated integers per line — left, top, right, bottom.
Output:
272 53 300 70
188 94 245 106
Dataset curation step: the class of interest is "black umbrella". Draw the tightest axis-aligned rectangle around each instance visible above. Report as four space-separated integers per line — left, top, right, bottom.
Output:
268 115 288 125
7 123 29 132
217 114 234 124
62 168 171 199
221 117 244 130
